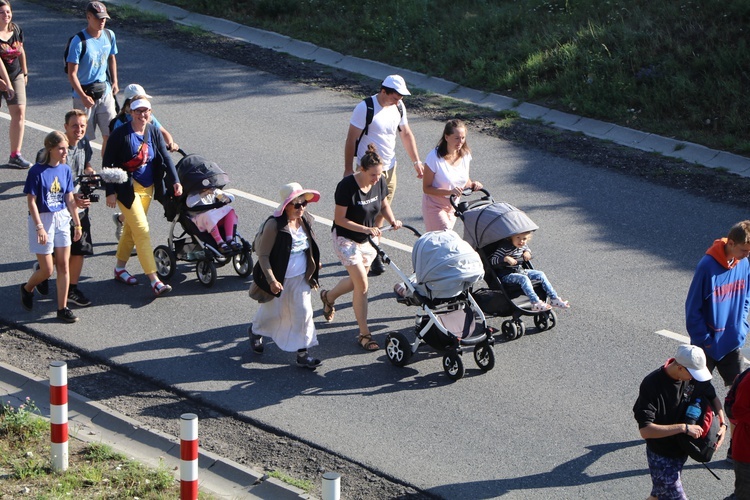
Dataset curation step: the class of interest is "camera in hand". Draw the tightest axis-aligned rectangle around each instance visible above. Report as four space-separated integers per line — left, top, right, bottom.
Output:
77 167 128 202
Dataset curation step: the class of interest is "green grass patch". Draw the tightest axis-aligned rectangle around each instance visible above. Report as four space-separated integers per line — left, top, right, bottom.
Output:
268 469 314 492
153 0 750 154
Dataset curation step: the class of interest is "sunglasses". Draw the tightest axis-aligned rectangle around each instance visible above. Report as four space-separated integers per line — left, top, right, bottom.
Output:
292 200 308 209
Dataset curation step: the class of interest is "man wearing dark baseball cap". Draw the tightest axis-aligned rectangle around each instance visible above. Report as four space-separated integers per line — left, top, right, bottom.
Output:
66 1 118 156
86 1 110 19
633 345 727 499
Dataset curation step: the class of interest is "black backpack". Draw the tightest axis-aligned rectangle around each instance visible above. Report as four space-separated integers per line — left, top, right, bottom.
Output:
678 392 721 462
725 367 750 420
63 29 113 74
354 96 404 156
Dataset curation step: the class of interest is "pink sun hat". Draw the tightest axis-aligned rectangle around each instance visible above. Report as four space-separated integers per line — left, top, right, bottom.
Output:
273 182 321 217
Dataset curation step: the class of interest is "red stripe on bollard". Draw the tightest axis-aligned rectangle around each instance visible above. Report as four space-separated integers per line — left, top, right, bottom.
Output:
181 439 198 461
50 384 68 406
181 480 198 499
51 423 68 444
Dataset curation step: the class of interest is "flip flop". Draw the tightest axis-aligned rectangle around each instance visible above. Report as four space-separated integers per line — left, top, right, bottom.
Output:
114 268 138 285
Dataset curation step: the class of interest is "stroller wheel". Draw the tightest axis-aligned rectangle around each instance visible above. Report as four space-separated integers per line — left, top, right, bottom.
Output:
232 250 253 278
154 245 176 279
196 260 217 287
533 310 557 331
385 332 412 367
473 342 495 372
501 320 518 340
515 319 526 339
442 352 465 381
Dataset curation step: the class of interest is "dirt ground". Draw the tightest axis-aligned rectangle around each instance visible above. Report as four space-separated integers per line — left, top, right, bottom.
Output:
11 1 750 499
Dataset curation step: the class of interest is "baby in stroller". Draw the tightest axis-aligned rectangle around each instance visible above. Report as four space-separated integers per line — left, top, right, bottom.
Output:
186 185 240 254
490 230 570 311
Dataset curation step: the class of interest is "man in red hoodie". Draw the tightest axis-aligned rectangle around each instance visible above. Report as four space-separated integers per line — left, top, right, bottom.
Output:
686 220 750 462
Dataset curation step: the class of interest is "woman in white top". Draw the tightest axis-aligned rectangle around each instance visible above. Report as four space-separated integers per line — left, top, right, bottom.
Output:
421 119 482 232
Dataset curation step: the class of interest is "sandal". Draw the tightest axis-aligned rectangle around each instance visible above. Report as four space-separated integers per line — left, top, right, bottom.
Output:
357 333 379 351
531 301 551 312
152 281 172 296
320 289 335 322
550 297 570 309
114 268 138 285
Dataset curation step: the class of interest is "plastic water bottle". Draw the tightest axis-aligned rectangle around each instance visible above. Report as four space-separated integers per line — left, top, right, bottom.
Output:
685 398 702 424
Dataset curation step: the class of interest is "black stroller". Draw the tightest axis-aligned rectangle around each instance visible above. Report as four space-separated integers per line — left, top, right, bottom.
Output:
452 189 558 340
374 226 496 381
153 152 253 287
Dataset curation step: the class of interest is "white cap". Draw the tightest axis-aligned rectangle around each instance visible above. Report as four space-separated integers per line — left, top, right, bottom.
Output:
381 75 410 96
123 83 152 101
129 98 151 111
675 345 712 382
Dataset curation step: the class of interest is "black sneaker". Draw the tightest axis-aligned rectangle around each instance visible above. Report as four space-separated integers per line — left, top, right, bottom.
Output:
32 263 49 296
368 255 385 276
248 325 264 354
20 284 33 311
57 307 79 323
8 154 31 169
296 353 322 369
68 287 92 307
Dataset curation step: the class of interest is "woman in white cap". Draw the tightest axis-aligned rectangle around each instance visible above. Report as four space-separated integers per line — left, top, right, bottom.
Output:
320 144 402 351
110 84 179 240
248 182 323 369
103 96 182 296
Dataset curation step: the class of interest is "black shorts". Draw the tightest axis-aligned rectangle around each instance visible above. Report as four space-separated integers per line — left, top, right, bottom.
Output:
70 209 93 256
706 347 743 386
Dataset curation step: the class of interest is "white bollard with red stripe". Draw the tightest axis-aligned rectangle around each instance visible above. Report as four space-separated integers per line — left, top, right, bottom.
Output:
180 413 199 499
49 361 68 472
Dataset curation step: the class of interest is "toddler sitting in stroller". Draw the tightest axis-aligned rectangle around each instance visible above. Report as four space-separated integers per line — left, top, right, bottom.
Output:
186 185 240 253
490 230 570 311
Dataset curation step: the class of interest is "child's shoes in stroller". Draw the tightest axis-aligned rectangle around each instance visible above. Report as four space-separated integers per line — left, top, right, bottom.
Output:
531 301 551 312
217 241 231 253
393 282 407 297
230 240 243 251
550 297 570 309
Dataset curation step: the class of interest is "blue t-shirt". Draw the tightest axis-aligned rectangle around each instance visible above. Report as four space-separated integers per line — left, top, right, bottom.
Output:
23 163 75 213
66 28 118 97
111 113 163 132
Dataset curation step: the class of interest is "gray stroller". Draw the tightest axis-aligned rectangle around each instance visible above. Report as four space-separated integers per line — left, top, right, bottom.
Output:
454 189 558 340
372 227 495 381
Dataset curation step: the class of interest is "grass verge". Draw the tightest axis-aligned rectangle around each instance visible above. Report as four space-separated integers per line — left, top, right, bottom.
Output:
0 398 212 498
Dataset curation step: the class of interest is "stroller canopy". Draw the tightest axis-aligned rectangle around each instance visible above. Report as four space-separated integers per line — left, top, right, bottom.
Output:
462 202 538 249
412 230 484 299
176 154 229 197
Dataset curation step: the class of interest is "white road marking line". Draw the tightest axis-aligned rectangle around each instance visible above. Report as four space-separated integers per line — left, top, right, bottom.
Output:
656 329 750 362
2 113 412 253
227 188 414 253
0 112 103 150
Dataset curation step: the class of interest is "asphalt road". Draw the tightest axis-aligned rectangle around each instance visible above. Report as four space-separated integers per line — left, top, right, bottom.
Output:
2 2 745 498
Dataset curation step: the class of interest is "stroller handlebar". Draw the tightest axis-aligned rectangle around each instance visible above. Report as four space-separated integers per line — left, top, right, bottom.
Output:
449 187 492 210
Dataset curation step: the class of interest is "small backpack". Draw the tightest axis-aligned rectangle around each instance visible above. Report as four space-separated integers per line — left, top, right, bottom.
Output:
725 367 750 420
679 394 721 462
353 96 404 156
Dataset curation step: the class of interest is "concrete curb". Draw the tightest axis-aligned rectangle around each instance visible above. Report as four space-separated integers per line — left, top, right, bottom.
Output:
0 361 308 499
107 0 750 177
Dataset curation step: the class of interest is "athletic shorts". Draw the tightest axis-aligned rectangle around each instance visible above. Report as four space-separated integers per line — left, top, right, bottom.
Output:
706 347 743 386
382 164 397 205
70 209 93 256
331 227 376 268
646 447 687 500
29 211 71 254
73 90 116 140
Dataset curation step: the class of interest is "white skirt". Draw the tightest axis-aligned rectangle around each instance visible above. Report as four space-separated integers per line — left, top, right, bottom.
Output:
190 205 234 233
251 274 318 352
